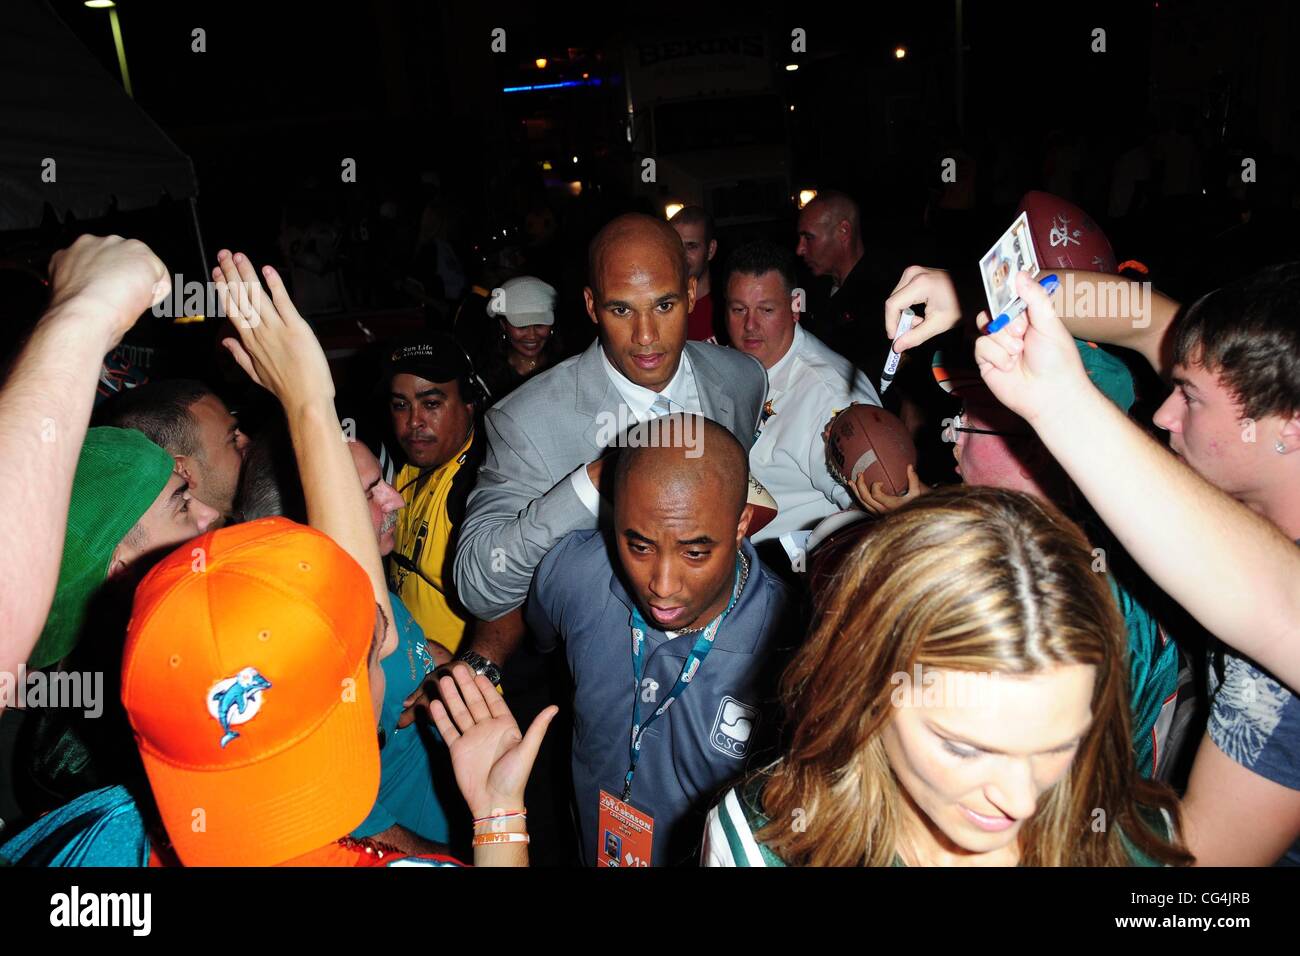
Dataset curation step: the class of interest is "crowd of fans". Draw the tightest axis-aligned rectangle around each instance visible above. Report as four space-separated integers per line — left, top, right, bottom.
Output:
0 183 1297 867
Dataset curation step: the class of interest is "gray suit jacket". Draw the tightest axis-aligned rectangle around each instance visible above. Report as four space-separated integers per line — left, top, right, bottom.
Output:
454 339 768 620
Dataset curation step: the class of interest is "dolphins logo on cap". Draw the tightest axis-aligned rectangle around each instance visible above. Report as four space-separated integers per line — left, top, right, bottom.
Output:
208 667 272 748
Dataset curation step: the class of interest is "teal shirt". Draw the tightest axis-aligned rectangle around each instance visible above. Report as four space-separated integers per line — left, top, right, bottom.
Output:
1110 577 1180 778
351 593 451 842
0 785 149 866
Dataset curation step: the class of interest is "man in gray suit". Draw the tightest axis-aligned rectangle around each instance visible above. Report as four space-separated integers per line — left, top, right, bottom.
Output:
449 213 767 680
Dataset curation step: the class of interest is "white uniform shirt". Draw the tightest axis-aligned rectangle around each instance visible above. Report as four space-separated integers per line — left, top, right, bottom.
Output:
748 324 880 545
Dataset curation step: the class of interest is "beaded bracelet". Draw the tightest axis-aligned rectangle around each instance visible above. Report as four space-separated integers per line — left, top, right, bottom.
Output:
472 831 531 847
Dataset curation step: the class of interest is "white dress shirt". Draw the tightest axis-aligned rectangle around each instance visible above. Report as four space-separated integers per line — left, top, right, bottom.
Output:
749 324 880 545
569 346 703 516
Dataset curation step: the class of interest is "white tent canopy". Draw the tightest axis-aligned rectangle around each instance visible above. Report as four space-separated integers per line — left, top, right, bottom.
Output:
0 0 197 230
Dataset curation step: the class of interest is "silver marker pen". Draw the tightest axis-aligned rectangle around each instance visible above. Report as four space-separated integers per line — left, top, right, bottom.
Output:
881 307 915 394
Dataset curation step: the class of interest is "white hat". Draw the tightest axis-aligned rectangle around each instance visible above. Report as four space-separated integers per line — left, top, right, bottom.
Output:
488 276 556 327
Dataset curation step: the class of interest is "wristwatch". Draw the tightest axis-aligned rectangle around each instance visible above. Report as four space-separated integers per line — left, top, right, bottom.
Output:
454 650 503 688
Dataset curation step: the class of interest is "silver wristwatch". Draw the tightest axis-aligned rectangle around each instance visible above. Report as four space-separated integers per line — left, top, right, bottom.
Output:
454 650 503 688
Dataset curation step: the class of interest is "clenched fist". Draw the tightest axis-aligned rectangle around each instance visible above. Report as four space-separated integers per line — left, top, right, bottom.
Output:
46 235 170 349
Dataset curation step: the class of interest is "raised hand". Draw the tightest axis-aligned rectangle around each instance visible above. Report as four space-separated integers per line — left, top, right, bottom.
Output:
46 235 170 348
884 266 963 354
429 663 557 819
973 271 1090 427
212 250 335 412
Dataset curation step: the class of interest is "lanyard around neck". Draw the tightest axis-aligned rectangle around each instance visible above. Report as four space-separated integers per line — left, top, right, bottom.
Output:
623 554 743 802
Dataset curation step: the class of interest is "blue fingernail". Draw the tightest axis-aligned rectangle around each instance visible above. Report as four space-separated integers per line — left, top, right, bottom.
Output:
985 313 1010 334
1039 274 1060 294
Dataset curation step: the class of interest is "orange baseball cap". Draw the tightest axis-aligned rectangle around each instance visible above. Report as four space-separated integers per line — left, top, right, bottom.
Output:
122 516 381 866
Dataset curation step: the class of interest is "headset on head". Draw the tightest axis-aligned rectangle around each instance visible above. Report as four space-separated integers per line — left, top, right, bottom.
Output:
451 339 493 408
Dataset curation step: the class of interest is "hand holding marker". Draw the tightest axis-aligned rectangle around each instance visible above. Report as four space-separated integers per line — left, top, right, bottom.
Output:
985 274 1060 334
880 307 915 394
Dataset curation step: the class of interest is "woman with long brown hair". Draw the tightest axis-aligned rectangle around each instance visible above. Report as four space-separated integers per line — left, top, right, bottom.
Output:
704 485 1191 866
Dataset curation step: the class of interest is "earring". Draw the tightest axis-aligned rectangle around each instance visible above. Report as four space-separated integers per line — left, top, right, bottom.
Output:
1276 439 1287 454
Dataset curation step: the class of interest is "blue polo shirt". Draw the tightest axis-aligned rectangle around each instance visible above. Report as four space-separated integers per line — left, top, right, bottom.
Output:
528 529 793 866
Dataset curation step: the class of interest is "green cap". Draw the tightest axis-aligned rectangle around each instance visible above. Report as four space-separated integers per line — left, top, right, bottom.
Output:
29 427 174 670
1075 340 1136 413
931 339 1136 413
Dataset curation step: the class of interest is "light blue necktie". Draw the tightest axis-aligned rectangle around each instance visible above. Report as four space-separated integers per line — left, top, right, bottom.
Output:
649 395 673 418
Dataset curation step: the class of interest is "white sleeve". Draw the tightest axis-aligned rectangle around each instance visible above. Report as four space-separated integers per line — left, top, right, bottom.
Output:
569 462 602 518
701 804 738 867
815 365 883 510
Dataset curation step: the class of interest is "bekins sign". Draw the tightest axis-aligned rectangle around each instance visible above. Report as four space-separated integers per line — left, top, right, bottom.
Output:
636 34 766 67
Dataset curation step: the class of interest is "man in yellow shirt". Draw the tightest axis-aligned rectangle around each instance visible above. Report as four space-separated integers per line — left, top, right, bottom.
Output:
386 339 484 657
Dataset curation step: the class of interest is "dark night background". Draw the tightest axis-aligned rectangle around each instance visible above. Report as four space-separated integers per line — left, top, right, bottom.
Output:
9 0 1300 316
1 0 1298 867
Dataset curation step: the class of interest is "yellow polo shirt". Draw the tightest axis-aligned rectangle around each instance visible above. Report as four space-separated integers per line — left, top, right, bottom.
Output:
388 432 475 653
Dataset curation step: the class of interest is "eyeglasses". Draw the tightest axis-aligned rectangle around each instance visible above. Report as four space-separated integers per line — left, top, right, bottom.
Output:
940 411 1033 444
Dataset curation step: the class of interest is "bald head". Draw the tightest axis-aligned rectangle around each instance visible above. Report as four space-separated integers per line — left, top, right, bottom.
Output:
583 213 696 391
806 190 861 240
615 414 748 518
796 189 864 283
588 213 689 298
613 414 754 632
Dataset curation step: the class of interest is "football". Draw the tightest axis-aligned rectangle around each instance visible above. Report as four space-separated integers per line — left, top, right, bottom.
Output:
1016 190 1116 274
825 404 917 496
745 473 778 537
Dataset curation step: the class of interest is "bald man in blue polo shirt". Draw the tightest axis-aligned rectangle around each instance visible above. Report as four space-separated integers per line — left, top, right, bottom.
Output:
527 414 794 866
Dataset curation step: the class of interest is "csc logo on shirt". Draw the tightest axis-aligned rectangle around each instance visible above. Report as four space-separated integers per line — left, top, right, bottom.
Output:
710 697 758 760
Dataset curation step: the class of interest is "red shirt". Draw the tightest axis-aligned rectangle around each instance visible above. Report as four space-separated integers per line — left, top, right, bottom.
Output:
147 838 464 867
686 291 716 342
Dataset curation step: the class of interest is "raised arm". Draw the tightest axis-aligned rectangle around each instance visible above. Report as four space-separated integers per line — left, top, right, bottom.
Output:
0 236 168 683
887 266 1182 375
430 663 557 866
975 271 1300 691
213 250 398 656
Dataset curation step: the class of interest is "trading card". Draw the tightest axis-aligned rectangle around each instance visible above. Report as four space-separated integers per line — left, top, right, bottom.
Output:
979 212 1040 318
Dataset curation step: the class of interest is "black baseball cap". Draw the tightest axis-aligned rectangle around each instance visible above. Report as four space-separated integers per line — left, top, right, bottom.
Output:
385 334 474 385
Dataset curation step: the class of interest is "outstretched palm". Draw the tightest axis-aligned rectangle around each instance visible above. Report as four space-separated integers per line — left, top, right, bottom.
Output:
211 249 336 410
429 664 557 819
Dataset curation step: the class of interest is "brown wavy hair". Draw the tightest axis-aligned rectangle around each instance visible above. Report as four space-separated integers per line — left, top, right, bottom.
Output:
754 485 1191 866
